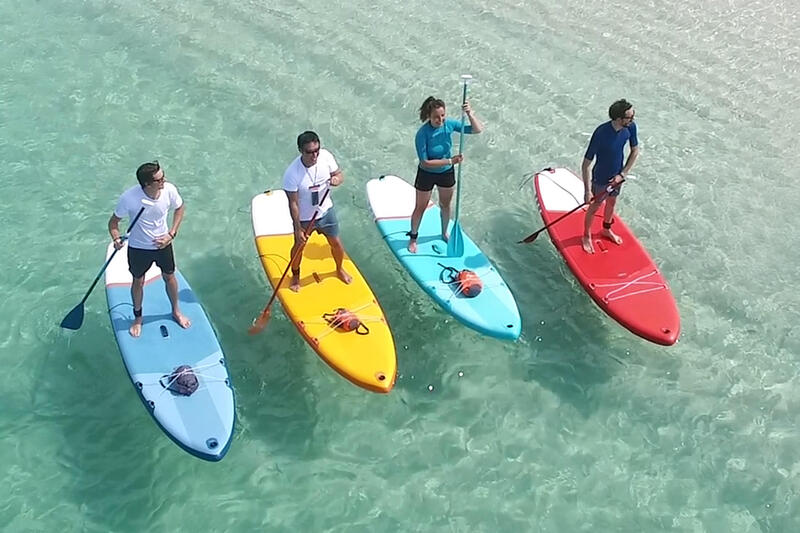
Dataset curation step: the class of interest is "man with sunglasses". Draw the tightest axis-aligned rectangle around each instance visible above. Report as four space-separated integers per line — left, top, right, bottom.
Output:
581 99 639 254
283 130 351 292
108 161 189 337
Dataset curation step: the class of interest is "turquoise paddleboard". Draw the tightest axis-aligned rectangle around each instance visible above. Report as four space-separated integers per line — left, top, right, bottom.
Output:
366 175 521 340
104 242 235 461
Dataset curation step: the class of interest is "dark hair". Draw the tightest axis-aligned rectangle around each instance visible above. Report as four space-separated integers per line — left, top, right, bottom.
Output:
297 131 320 152
136 161 160 187
609 99 633 121
418 96 446 122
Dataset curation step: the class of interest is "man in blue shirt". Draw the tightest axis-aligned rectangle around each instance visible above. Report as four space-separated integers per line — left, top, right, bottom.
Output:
581 99 639 254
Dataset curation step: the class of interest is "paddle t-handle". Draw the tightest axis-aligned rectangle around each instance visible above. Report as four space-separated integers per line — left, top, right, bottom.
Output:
249 187 332 335
60 206 146 330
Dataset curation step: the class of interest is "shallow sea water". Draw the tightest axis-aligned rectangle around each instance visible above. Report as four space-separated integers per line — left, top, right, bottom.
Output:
1 0 799 531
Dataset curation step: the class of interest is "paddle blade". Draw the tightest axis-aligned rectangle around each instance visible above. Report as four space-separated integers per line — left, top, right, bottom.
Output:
60 304 85 330
519 231 540 244
248 308 271 335
447 222 465 257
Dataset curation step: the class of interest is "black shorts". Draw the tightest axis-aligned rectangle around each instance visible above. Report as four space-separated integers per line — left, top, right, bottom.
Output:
414 166 456 192
128 245 176 278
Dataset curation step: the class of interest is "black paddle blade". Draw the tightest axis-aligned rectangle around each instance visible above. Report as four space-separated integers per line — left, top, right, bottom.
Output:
519 232 540 244
60 304 84 330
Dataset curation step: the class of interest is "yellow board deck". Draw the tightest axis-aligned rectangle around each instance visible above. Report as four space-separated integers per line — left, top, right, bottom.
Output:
252 191 396 393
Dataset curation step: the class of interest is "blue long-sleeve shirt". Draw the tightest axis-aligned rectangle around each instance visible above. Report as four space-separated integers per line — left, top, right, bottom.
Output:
415 118 473 174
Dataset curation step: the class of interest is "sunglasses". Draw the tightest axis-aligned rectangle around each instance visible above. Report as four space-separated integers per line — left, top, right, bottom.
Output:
150 160 165 183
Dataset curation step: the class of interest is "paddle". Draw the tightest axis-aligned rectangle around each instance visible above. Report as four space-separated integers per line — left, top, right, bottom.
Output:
60 206 146 330
518 178 624 244
248 188 331 335
447 74 472 258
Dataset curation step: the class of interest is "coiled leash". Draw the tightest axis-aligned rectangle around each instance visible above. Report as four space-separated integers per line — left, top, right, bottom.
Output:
438 263 483 298
322 307 370 335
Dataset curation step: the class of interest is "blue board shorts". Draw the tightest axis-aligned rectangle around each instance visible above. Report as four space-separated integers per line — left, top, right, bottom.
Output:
592 180 622 198
302 206 340 238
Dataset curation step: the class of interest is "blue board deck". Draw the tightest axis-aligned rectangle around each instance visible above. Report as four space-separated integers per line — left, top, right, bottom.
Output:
105 244 235 461
368 175 521 340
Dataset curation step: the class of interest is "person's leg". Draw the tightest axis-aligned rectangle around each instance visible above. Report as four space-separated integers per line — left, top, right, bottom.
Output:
409 189 432 253
438 185 455 242
325 235 352 284
130 276 145 337
289 233 305 292
127 247 152 337
162 272 191 328
601 196 623 245
410 167 435 253
316 208 351 284
155 245 190 328
582 200 602 254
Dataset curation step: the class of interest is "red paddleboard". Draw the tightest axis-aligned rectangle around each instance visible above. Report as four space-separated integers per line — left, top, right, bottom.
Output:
533 167 680 345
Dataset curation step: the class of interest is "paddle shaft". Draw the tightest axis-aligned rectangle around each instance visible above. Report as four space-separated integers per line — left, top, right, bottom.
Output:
79 207 145 303
520 179 624 244
452 81 469 226
259 188 331 312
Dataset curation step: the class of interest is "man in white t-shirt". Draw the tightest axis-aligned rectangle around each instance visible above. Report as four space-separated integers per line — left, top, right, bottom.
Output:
283 131 352 292
108 161 190 337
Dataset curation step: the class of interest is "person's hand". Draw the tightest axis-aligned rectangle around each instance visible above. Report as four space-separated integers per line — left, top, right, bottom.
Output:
294 227 307 244
451 154 464 165
154 234 173 249
612 174 625 186
584 190 593 203
112 237 124 250
462 100 473 116
330 174 342 186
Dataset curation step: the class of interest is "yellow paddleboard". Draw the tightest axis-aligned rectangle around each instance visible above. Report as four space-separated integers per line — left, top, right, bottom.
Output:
251 190 396 393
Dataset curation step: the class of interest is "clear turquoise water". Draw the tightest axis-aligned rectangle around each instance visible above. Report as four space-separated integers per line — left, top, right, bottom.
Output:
2 0 799 531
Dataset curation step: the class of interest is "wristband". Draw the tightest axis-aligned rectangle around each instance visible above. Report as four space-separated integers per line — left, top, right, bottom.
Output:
168 230 176 239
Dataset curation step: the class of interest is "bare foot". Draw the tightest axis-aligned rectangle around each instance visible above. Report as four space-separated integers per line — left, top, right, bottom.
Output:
337 269 353 284
129 318 143 337
289 273 301 292
582 235 594 254
173 311 191 329
602 228 623 245
408 240 417 253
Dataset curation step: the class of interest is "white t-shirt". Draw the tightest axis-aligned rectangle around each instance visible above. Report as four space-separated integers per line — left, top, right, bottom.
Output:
282 148 338 220
114 182 183 250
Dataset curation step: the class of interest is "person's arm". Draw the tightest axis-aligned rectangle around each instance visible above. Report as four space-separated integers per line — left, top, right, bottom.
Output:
463 101 483 133
330 169 344 186
326 152 344 186
416 127 454 170
156 193 185 249
621 145 639 179
108 214 124 250
169 204 185 239
619 122 639 180
286 191 306 242
581 157 593 203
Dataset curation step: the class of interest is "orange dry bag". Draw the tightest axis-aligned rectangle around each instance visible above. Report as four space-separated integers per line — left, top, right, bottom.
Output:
439 264 483 298
322 307 370 335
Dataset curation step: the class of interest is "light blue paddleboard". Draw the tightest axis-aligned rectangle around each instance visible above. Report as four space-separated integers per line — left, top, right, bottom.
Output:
104 242 235 461
366 175 521 340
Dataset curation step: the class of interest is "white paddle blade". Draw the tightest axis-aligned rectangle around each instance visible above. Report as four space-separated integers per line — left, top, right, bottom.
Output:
460 74 473 84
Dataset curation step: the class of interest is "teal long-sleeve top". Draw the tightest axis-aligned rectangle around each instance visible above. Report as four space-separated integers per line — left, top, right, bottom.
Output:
415 118 473 174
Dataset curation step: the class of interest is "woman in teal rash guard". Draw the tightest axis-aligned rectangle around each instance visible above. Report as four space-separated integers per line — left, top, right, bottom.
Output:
407 96 484 253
